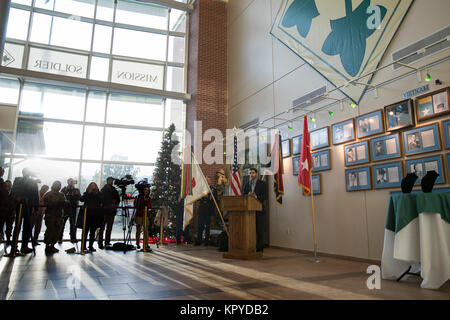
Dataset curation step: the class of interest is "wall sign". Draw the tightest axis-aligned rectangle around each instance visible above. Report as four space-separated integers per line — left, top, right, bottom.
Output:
27 47 88 78
271 0 414 103
402 84 430 99
111 59 164 90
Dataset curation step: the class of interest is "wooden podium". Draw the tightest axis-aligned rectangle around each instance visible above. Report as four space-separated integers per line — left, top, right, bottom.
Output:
221 195 263 260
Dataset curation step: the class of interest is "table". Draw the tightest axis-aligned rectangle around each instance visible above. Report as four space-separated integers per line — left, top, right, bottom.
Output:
381 193 450 289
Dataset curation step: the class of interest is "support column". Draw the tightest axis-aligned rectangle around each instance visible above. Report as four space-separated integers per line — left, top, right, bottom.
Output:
186 0 228 179
0 0 11 59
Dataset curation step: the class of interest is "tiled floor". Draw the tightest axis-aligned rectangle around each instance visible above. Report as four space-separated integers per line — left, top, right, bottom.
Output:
0 242 449 300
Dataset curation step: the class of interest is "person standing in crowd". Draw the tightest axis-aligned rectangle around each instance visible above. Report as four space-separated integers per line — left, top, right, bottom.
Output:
43 181 66 255
2 180 15 246
215 169 228 200
0 167 9 243
79 182 103 252
60 178 80 244
133 185 152 250
31 184 49 246
243 168 267 253
195 176 217 246
99 177 120 249
10 168 39 254
176 196 191 245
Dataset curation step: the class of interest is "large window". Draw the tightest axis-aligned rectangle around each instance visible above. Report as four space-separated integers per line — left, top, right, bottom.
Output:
2 0 188 241
3 80 185 191
3 0 188 93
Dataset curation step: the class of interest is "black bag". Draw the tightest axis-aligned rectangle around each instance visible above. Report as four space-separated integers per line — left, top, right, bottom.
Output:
218 230 228 252
75 207 85 229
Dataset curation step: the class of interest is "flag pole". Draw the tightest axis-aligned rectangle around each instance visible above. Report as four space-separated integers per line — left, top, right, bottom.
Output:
307 145 321 263
209 188 230 239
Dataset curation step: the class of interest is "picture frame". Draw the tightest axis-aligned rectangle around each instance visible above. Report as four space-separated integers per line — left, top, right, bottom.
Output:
281 139 291 158
415 87 450 122
292 155 300 176
311 149 331 172
446 153 450 181
405 154 445 185
370 133 401 162
372 161 403 189
331 118 355 145
311 174 321 195
356 110 384 139
292 134 302 155
310 127 330 151
344 140 370 166
345 166 372 192
384 99 414 131
402 123 441 156
442 119 450 149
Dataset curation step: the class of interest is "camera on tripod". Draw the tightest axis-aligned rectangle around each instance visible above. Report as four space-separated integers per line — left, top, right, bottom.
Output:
114 175 135 189
135 179 150 195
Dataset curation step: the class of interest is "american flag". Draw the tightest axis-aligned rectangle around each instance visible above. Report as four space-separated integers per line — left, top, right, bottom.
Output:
229 133 242 196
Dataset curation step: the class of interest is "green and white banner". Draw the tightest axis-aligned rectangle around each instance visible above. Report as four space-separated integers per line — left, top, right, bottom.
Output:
271 0 414 103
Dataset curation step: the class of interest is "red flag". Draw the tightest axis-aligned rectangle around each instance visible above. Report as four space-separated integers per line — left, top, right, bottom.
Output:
273 133 284 204
298 116 312 196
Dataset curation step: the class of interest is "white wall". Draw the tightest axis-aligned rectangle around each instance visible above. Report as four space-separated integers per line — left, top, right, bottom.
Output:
227 0 450 260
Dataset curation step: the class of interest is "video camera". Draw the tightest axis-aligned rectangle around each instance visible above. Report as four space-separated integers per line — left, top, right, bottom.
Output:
114 175 135 190
135 178 150 195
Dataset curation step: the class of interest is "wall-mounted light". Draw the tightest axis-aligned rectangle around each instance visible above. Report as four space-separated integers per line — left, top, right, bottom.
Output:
350 102 357 109
425 70 431 82
288 122 293 131
328 111 334 117
311 112 316 123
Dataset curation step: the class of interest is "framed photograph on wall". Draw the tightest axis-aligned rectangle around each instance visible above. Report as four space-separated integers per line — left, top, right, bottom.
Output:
405 155 445 185
442 119 450 149
384 99 414 131
292 135 302 155
356 110 384 139
345 166 371 192
331 118 355 145
370 133 401 162
312 174 321 195
312 149 331 172
344 140 369 166
310 127 329 150
372 161 403 189
447 153 450 180
402 123 441 156
281 139 291 158
416 87 450 122
292 156 300 176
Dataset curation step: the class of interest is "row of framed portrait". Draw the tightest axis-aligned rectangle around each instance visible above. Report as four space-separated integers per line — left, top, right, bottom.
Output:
345 153 450 192
292 148 331 175
344 119 450 166
281 87 450 158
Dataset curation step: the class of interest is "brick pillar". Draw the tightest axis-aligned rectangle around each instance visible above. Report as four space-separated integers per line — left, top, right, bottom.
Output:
187 0 228 180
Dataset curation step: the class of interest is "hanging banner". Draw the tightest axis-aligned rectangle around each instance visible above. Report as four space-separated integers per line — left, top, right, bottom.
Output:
271 0 414 103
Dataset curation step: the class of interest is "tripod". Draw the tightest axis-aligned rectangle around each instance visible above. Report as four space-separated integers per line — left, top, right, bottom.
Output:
114 188 135 254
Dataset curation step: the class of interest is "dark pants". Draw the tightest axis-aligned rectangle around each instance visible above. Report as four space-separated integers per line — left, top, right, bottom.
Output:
31 214 43 243
99 213 115 245
176 211 190 244
59 211 77 242
255 211 265 252
196 212 211 245
82 225 98 249
0 211 14 240
12 204 32 250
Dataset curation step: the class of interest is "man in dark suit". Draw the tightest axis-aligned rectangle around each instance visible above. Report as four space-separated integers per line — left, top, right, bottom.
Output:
243 167 267 252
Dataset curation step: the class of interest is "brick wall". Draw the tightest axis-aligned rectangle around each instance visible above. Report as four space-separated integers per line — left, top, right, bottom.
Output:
187 0 228 180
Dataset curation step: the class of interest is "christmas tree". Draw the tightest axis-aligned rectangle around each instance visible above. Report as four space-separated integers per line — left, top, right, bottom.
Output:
150 123 182 222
